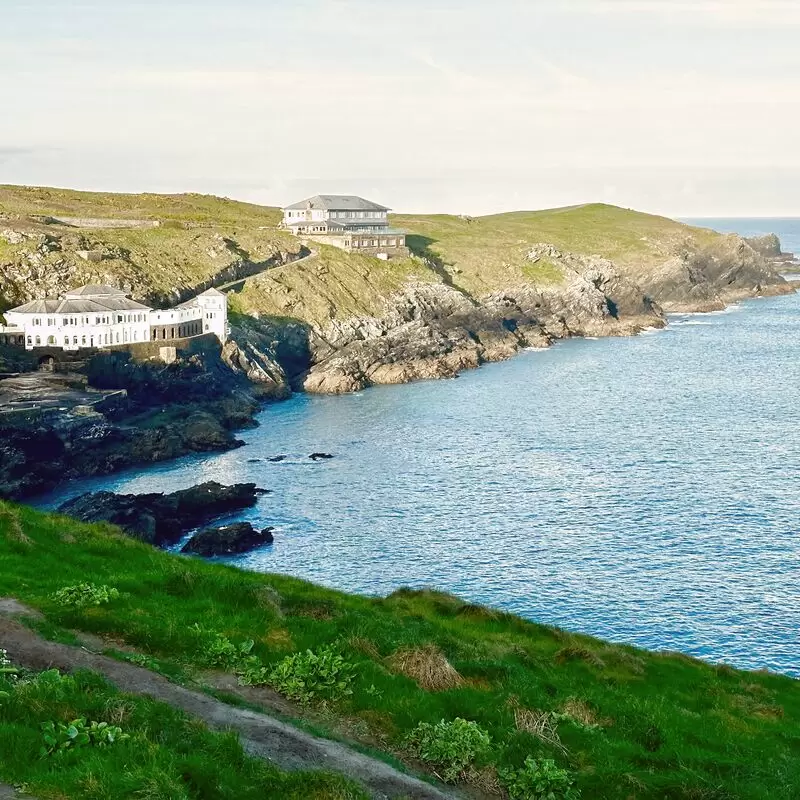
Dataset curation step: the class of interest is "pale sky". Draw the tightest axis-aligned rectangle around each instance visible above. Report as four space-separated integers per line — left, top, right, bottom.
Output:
2 0 799 216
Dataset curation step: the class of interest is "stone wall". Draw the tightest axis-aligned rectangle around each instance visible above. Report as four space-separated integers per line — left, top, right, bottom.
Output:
109 332 220 361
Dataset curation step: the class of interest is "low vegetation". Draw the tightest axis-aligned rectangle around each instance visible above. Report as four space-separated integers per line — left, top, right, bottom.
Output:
392 203 719 297
1 501 798 798
0 657 365 799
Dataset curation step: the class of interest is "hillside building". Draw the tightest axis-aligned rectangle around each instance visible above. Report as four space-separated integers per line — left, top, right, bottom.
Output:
0 284 228 352
282 195 408 258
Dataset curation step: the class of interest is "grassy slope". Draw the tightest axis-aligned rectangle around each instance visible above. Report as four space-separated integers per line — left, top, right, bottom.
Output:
1 502 798 800
0 668 365 800
1 185 729 323
0 185 298 304
392 204 719 297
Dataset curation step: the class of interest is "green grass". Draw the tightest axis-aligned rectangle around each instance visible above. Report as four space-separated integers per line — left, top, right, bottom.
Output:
0 184 282 227
0 665 365 800
1 184 735 325
1 501 799 798
392 203 720 296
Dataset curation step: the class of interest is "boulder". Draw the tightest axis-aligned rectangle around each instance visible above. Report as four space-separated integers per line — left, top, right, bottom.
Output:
58 481 267 546
181 522 274 556
309 452 334 460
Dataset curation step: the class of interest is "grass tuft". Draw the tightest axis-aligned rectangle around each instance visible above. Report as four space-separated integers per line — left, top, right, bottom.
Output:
387 644 464 692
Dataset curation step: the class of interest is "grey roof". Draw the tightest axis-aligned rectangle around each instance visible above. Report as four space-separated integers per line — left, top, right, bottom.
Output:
8 295 151 315
64 284 128 299
198 288 225 297
283 195 390 212
7 299 61 314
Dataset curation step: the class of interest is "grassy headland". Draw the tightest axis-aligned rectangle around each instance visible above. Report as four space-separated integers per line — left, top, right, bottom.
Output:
1 185 760 321
1 501 798 799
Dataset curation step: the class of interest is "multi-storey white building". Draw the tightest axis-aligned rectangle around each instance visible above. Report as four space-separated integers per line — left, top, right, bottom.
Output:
282 195 408 257
0 284 228 352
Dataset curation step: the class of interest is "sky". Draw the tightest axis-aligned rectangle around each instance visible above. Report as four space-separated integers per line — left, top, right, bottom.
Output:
2 0 799 216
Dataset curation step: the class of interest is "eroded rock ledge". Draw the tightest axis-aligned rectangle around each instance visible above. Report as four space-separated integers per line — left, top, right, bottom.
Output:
299 246 663 394
57 481 267 548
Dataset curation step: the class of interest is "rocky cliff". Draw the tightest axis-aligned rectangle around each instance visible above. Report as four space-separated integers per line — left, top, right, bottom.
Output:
1 188 793 399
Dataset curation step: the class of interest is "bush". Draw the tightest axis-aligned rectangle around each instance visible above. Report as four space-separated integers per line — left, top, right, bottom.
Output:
268 644 355 704
500 757 580 800
406 718 491 782
41 718 129 756
51 583 120 609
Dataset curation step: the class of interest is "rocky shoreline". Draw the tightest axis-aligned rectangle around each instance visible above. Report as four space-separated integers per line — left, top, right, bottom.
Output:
0 226 795 500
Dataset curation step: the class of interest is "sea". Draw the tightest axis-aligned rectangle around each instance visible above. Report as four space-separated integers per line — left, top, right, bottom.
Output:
40 218 800 678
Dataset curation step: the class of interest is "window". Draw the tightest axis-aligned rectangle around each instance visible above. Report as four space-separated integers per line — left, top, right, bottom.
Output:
95 316 100 325
115 332 120 343
81 335 86 346
47 335 55 345
64 336 69 345
27 336 32 345
35 336 40 345
73 336 78 345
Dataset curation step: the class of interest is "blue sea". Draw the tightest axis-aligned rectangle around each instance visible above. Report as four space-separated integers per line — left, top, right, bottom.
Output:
42 218 800 678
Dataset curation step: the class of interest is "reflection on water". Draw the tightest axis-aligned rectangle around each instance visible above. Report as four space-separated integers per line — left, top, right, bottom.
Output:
42 293 800 677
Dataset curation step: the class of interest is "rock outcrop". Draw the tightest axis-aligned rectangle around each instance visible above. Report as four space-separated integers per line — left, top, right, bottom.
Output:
300 249 663 394
181 522 274 556
57 481 267 547
630 236 794 313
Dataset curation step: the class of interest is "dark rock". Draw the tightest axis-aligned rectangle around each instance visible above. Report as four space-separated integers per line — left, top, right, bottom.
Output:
181 522 274 556
309 452 334 460
57 481 267 547
268 455 287 462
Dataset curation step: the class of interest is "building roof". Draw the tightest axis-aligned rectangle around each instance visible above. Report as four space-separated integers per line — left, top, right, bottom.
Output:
64 284 128 299
7 287 151 315
7 299 61 314
283 195 390 212
198 288 225 297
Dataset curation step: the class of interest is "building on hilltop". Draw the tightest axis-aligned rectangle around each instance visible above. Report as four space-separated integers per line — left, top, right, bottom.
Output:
281 195 408 258
0 284 228 352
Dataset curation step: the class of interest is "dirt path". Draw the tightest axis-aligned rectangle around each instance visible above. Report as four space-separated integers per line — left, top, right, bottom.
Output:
0 611 456 800
217 248 318 294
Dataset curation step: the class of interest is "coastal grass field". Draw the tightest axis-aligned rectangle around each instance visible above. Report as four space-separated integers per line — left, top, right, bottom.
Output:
1 501 798 799
2 184 729 321
0 667 365 800
392 203 720 296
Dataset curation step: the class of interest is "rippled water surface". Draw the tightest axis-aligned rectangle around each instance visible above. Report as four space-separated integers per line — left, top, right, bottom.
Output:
44 291 800 677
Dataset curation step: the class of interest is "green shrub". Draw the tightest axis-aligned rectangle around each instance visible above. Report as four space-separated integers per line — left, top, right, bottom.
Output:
500 757 580 800
40 718 129 756
268 644 355 704
51 582 120 609
406 718 491 782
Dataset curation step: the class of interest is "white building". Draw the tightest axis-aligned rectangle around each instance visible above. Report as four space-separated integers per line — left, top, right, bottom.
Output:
281 195 408 257
0 284 228 352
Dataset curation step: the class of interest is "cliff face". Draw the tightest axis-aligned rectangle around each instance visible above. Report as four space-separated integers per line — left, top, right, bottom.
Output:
1 188 793 398
294 247 662 394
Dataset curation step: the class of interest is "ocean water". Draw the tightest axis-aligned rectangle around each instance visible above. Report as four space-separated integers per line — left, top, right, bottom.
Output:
40 219 800 678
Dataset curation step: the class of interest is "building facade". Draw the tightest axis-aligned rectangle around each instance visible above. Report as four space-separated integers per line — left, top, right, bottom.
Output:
282 195 408 258
0 285 228 352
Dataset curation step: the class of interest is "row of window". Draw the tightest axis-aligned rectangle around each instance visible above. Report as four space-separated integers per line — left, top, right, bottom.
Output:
285 210 386 220
32 313 147 327
329 210 385 219
346 238 400 248
29 330 133 347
